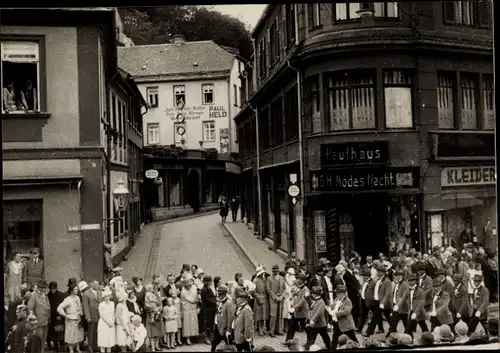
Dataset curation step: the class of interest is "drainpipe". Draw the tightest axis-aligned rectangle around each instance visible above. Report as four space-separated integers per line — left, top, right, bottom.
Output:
287 4 307 262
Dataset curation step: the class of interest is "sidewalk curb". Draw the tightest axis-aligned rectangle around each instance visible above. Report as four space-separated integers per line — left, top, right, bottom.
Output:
222 222 259 269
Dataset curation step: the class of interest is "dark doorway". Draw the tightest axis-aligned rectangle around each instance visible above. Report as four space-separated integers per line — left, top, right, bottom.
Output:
186 169 200 212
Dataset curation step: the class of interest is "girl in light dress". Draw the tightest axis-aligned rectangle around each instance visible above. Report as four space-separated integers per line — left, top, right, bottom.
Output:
97 288 116 353
170 287 183 346
162 297 178 349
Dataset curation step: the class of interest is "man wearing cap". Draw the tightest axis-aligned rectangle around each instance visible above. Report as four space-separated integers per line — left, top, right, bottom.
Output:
22 247 45 290
452 273 471 327
387 271 410 337
266 264 286 337
252 266 270 336
201 275 217 345
82 280 101 353
416 263 433 312
364 265 391 337
405 273 428 339
328 285 358 349
358 269 383 333
429 277 453 331
435 268 454 302
211 285 235 351
232 289 254 352
304 286 330 351
284 273 309 343
27 279 51 346
467 274 490 336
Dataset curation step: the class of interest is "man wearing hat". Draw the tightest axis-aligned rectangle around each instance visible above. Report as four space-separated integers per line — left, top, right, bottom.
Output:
404 273 428 339
435 268 454 303
284 273 310 343
304 286 330 351
429 277 453 331
23 314 43 353
416 262 433 312
364 265 391 337
451 273 471 326
47 281 65 352
22 247 45 290
82 280 101 353
211 285 235 351
27 279 51 346
387 271 410 337
358 269 383 333
467 274 490 336
232 288 254 352
253 266 270 336
328 285 358 349
201 275 217 345
266 265 286 337
298 260 311 284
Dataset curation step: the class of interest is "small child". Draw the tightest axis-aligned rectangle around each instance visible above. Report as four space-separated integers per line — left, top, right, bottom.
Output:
171 288 183 346
162 297 178 349
130 315 147 352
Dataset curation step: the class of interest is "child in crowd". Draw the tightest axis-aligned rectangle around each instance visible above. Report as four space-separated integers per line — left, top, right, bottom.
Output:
162 297 178 349
171 288 183 346
129 315 147 352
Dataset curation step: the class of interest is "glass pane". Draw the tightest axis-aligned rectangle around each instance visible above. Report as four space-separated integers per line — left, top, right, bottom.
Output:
314 210 326 235
461 75 478 129
387 2 399 17
385 87 413 128
329 89 350 130
438 75 455 129
336 3 348 20
373 2 384 17
352 86 376 129
483 75 495 130
349 3 360 18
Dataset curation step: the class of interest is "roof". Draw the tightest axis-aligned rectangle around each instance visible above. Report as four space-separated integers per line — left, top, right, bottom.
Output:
252 5 277 39
118 40 236 79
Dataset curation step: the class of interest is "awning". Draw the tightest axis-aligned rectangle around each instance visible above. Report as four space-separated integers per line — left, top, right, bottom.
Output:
258 159 300 171
3 175 83 187
424 188 495 212
225 162 241 175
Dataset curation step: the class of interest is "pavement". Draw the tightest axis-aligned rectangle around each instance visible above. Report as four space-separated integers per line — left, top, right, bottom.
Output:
118 213 499 351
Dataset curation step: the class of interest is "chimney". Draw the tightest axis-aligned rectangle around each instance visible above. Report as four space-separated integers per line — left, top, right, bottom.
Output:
172 34 186 44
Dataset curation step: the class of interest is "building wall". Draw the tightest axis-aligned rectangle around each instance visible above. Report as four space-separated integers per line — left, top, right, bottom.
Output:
140 79 230 151
229 59 242 154
1 26 80 149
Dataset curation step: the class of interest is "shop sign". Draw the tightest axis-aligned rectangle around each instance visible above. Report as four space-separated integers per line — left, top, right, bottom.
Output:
321 141 389 167
441 166 496 187
311 167 418 192
145 169 159 179
432 132 495 160
165 106 206 120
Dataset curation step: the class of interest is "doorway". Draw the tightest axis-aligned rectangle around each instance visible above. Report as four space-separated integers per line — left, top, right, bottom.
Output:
186 169 201 212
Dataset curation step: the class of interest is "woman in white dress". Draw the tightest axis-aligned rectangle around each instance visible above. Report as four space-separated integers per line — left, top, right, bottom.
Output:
98 287 116 352
115 292 131 352
283 267 296 332
5 252 24 305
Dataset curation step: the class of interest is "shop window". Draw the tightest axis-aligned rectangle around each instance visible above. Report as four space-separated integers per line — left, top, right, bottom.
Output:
373 2 399 18
173 85 186 106
334 2 360 21
146 123 160 145
202 121 216 141
308 4 322 29
146 86 159 107
428 214 444 248
483 74 494 130
3 200 42 260
1 41 40 113
437 72 456 129
202 83 214 105
328 70 376 131
314 210 327 253
384 70 413 128
389 196 420 252
460 73 478 129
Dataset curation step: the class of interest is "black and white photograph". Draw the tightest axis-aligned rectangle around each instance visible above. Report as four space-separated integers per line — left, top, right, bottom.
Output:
2 2 498 352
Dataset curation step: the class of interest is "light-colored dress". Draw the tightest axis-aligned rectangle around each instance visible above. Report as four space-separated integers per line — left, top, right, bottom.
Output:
115 301 130 346
144 291 162 338
57 295 84 344
110 276 127 301
174 297 182 328
5 260 23 304
97 301 116 348
283 274 295 320
181 286 199 337
163 305 178 333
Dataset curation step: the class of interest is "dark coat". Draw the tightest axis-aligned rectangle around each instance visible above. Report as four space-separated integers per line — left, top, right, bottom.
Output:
219 201 229 217
200 285 217 332
308 298 327 329
47 290 65 342
22 260 45 288
6 318 28 353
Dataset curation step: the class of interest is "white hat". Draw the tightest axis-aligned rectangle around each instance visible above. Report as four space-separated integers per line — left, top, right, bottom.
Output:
78 281 89 292
309 344 322 351
255 266 265 276
112 267 123 273
195 268 204 277
287 267 296 275
335 264 346 273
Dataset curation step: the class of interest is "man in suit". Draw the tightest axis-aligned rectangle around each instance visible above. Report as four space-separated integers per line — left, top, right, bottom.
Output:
468 274 490 336
416 263 433 312
328 285 358 349
387 270 410 336
232 289 254 352
266 264 286 336
298 260 311 285
364 265 392 337
211 285 235 352
27 279 51 347
429 278 454 331
201 275 218 345
23 248 45 290
435 268 454 301
405 274 428 339
357 269 383 333
284 273 309 343
451 273 471 326
309 266 324 289
82 280 101 353
304 286 330 351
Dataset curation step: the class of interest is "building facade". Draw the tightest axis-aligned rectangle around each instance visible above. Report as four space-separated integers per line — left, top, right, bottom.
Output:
235 2 495 267
2 8 147 286
118 36 243 220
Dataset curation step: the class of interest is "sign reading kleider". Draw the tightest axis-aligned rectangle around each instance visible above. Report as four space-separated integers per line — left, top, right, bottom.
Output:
441 166 496 187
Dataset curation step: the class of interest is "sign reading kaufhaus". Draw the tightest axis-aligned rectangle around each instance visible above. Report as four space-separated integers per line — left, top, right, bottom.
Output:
311 167 418 192
321 141 389 167
441 166 496 187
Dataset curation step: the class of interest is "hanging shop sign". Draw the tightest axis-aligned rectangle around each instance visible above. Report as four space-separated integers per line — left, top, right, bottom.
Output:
321 141 389 167
432 132 494 160
145 169 159 179
311 167 419 192
441 166 496 187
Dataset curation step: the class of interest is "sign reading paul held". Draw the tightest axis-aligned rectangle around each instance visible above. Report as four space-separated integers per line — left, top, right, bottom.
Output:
441 166 496 187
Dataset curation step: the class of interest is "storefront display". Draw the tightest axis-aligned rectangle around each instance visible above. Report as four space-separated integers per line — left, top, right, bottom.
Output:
388 195 419 252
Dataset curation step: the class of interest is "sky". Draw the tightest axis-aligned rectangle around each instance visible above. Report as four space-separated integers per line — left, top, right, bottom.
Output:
211 5 267 30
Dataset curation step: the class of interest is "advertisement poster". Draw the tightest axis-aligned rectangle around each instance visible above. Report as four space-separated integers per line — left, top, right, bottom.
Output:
220 128 229 153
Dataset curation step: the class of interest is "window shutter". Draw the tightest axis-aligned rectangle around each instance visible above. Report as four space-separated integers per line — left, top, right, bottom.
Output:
443 1 456 23
478 0 491 27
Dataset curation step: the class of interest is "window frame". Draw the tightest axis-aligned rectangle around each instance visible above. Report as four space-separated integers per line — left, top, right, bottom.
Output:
270 96 284 146
443 0 491 28
383 70 414 129
202 120 216 142
258 38 267 78
146 122 160 145
202 83 214 105
459 72 480 130
233 84 238 107
285 4 296 47
372 2 400 19
482 74 494 130
308 3 322 29
146 86 159 108
173 85 186 106
307 75 322 133
1 37 47 114
333 2 361 22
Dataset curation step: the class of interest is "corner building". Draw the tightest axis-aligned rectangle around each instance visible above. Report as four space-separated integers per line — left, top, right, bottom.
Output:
235 2 495 267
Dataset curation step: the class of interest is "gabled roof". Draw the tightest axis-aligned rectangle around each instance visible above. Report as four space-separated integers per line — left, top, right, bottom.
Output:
118 40 236 79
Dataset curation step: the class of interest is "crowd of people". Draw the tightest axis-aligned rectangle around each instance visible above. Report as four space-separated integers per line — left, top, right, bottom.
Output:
4 240 499 352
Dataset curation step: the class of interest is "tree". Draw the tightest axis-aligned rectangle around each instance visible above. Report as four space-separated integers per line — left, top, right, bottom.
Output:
120 6 252 59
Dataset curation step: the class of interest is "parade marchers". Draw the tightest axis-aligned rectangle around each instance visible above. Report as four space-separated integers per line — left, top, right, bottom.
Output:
3 242 499 352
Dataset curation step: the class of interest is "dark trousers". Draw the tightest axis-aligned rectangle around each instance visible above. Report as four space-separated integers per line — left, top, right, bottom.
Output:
388 311 408 335
405 318 428 338
87 322 98 352
304 326 331 351
331 322 357 349
235 341 251 352
285 317 306 341
358 302 383 332
468 316 488 336
211 326 229 352
231 209 238 221
430 316 442 331
365 304 391 335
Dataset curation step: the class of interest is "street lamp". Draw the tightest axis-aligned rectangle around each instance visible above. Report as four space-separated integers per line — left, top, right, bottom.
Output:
112 178 130 217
